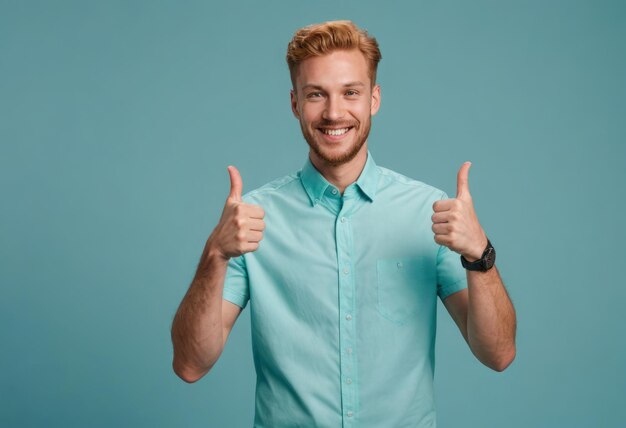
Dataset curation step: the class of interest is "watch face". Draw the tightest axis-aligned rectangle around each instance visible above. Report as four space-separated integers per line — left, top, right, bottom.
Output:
483 248 496 269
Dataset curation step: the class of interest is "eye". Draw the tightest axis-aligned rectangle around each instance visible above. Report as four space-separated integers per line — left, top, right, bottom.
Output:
306 91 323 98
345 89 359 97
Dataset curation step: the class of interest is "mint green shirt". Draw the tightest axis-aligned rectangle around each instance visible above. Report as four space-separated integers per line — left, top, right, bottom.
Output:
223 152 467 428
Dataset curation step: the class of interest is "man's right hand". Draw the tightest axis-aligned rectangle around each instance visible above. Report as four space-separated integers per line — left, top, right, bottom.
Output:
206 165 265 261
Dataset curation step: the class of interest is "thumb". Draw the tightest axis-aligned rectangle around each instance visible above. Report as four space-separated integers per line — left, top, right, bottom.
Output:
227 165 243 202
456 161 472 199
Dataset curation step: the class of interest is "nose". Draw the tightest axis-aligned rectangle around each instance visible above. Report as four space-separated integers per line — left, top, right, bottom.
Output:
322 95 345 121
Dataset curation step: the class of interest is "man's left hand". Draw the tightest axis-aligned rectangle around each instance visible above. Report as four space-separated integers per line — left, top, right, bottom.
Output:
432 162 488 262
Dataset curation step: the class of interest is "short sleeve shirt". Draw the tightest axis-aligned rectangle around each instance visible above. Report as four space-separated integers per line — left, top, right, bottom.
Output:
223 151 467 428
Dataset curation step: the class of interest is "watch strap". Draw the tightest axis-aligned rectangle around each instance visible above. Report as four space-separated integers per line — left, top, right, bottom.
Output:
460 238 495 271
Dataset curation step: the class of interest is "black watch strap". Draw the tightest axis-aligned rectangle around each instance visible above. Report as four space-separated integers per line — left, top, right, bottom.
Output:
460 239 496 272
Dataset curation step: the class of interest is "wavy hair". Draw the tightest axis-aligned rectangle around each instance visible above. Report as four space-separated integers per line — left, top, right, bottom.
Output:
286 20 382 88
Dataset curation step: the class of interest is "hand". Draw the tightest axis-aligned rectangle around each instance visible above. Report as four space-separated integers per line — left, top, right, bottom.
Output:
432 162 487 262
206 166 265 261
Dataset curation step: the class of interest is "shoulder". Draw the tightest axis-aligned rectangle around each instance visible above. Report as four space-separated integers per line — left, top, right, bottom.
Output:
241 171 303 204
376 165 447 200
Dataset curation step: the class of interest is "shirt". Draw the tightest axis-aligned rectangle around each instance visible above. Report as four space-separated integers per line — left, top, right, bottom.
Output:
222 151 468 428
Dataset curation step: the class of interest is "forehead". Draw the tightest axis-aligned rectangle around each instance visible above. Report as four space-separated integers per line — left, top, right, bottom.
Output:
294 49 370 89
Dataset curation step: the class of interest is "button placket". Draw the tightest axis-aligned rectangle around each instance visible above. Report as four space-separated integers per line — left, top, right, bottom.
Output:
336 205 357 426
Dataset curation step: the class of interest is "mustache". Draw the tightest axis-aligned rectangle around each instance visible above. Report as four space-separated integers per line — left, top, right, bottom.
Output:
313 120 358 129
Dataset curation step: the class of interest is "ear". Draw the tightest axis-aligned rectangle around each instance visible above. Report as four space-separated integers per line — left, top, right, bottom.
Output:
290 89 300 119
370 84 381 116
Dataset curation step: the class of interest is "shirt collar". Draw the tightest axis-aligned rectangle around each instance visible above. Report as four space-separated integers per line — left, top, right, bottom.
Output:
300 150 380 206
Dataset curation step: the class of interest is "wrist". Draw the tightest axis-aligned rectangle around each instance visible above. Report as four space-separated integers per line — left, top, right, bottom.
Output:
204 232 230 259
207 246 229 263
461 237 496 272
195 255 229 284
198 238 230 273
463 235 488 262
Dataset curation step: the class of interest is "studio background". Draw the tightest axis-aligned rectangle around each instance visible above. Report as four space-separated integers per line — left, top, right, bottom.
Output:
1 1 624 427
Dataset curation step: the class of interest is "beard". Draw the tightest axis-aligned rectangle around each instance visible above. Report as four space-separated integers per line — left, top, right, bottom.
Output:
299 116 371 167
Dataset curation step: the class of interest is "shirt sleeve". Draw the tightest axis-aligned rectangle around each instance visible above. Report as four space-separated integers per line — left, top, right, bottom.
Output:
222 254 250 309
435 191 468 300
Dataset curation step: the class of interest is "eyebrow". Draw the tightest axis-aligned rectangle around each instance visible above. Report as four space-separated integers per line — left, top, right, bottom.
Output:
301 81 366 91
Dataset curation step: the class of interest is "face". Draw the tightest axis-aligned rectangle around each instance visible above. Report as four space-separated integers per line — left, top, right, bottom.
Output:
290 49 381 167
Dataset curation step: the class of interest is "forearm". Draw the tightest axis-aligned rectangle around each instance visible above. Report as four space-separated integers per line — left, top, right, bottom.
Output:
466 266 517 371
171 245 228 382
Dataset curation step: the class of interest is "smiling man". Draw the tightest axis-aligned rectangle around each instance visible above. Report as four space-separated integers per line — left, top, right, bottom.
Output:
293 48 378 173
171 20 517 427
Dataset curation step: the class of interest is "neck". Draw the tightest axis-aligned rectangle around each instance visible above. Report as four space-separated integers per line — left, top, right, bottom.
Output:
309 145 368 194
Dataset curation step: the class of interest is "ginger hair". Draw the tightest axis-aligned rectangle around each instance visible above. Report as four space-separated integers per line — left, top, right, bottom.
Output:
286 20 382 89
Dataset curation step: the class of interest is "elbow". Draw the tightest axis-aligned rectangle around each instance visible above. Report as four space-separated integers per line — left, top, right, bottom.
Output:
490 346 516 372
175 369 203 384
172 359 210 384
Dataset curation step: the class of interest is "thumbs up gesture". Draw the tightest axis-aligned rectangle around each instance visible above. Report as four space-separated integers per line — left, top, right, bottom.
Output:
432 162 488 262
207 166 265 260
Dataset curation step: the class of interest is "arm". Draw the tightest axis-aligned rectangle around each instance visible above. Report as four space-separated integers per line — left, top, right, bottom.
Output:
171 248 243 383
171 166 265 383
443 266 516 371
432 162 516 371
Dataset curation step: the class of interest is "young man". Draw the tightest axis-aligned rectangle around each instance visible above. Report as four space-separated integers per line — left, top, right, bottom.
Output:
171 20 516 427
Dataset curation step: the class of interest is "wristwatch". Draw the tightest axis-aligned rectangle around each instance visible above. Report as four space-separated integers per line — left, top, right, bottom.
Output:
460 238 496 272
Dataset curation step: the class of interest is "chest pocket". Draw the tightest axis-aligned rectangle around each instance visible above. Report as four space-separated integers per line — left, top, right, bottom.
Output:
376 257 436 325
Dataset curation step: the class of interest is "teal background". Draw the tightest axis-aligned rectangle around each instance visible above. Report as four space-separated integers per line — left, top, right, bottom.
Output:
1 1 624 427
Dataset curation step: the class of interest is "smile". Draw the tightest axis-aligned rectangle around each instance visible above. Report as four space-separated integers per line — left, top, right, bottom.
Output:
320 127 352 136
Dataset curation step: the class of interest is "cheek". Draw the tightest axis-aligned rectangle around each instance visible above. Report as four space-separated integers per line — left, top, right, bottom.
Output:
356 109 372 124
355 101 372 117
301 106 322 125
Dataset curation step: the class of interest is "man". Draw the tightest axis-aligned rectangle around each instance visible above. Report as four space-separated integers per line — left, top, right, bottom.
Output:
171 20 516 427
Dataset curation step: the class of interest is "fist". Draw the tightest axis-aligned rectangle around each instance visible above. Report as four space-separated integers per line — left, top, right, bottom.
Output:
208 165 265 260
431 162 487 262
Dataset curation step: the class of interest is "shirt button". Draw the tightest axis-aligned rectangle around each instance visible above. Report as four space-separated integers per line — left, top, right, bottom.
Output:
345 314 352 321
340 217 347 223
343 267 349 275
347 411 353 417
331 189 338 195
346 378 352 384
397 262 403 269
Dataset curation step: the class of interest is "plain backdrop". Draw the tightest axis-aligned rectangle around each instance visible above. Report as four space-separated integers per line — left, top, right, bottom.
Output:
1 1 625 427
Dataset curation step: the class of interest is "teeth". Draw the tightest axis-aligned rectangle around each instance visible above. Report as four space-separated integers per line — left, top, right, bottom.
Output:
322 128 350 136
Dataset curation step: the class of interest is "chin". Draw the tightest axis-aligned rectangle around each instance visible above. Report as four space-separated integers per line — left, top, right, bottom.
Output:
310 140 365 166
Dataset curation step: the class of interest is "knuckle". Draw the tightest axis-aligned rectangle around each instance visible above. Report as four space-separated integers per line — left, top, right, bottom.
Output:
236 231 246 242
